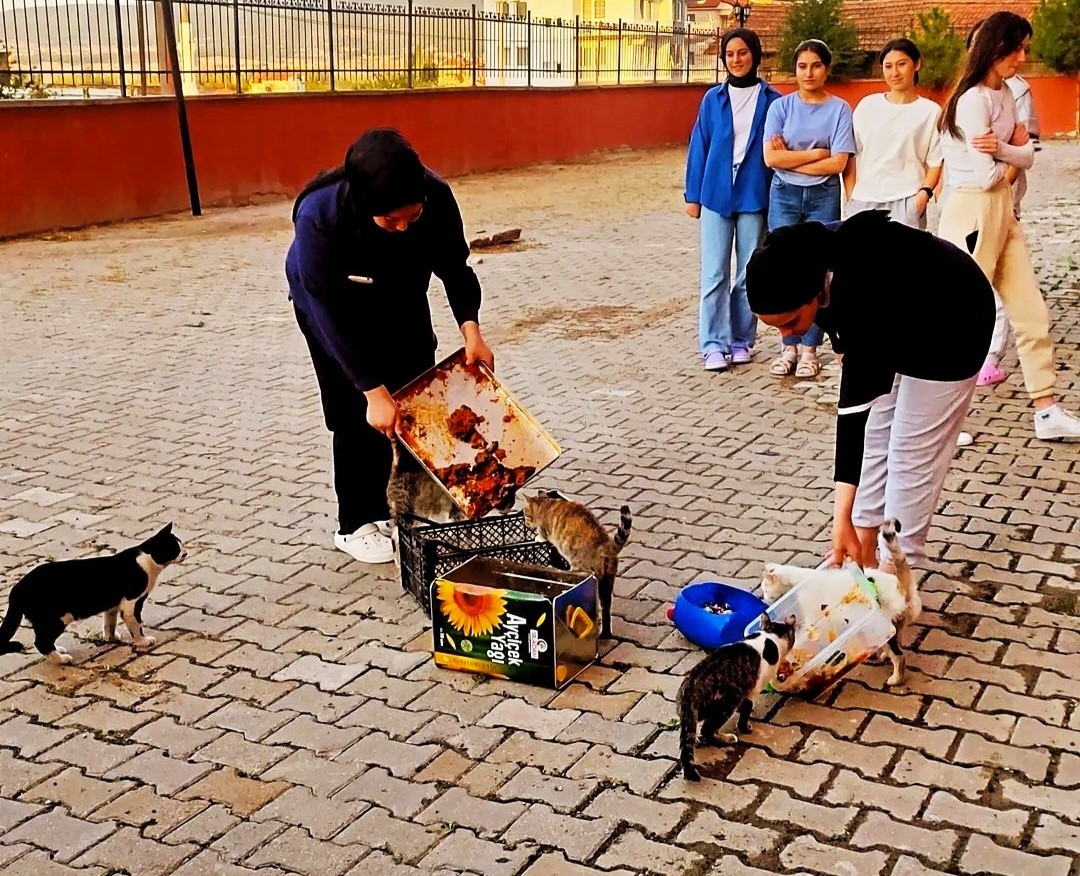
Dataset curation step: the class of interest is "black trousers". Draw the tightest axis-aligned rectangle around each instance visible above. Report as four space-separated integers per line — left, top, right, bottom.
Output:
295 309 433 535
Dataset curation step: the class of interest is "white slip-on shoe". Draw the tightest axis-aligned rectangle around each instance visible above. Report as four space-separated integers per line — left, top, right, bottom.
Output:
334 523 395 564
1034 405 1080 441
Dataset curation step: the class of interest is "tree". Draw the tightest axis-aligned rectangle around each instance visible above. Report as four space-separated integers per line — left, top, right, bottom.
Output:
777 0 861 81
906 8 965 91
1032 0 1080 73
1032 0 1080 132
0 48 51 99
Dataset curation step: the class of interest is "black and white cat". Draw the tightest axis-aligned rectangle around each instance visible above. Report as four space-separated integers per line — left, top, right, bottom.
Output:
0 523 186 664
677 613 797 781
761 518 918 686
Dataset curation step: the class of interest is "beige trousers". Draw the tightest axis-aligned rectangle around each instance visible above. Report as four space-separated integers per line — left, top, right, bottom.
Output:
938 182 1055 400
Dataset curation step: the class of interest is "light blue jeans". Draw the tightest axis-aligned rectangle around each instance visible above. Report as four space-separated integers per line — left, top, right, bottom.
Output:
699 206 765 357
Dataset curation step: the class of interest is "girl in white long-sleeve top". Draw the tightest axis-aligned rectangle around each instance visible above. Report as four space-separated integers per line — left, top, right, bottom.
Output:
937 11 1080 441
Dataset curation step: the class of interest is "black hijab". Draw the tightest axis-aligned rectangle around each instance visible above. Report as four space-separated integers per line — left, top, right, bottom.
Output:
720 28 763 88
291 128 427 222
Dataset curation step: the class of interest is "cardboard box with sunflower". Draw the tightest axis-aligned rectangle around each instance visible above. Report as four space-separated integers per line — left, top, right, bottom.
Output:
432 557 598 689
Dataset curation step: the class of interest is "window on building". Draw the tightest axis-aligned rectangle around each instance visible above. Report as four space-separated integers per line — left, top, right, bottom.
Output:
503 46 512 67
517 46 528 66
497 1 510 15
594 0 606 18
515 1 527 16
581 0 592 20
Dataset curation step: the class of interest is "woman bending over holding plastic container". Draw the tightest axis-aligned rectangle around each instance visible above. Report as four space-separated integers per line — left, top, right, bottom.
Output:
287 128 495 565
745 213 994 569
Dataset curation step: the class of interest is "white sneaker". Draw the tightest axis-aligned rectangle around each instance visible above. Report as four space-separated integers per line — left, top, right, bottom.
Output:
1034 405 1080 441
374 519 394 538
334 524 394 564
956 431 974 447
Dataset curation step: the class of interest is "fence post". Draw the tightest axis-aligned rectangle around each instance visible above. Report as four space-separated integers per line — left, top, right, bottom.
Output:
471 4 477 87
684 25 690 83
135 0 148 95
327 0 335 90
652 20 658 83
232 0 242 93
112 0 128 96
574 14 579 87
407 0 414 88
714 25 720 82
616 18 621 85
526 10 531 88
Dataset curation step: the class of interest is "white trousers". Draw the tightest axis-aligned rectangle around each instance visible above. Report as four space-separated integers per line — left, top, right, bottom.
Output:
851 374 978 564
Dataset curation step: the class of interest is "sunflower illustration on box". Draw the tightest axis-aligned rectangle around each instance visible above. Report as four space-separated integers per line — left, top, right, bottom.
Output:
431 557 598 689
436 581 508 637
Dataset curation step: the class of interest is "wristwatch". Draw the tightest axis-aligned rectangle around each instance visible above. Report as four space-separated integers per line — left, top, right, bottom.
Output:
918 186 935 199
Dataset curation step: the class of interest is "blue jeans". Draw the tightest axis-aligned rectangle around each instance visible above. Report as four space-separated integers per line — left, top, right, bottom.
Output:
699 207 765 356
768 175 841 348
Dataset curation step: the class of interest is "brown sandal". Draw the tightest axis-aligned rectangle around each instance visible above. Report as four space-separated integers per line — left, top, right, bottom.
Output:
770 349 798 377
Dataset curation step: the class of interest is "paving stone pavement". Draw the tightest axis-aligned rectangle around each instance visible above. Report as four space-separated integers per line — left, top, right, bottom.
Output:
0 141 1077 876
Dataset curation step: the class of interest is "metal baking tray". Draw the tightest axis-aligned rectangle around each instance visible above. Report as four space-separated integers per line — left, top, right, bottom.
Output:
394 348 561 519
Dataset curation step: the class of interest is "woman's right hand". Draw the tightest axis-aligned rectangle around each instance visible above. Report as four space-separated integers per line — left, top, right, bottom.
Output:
364 386 399 440
1010 123 1030 147
685 203 701 220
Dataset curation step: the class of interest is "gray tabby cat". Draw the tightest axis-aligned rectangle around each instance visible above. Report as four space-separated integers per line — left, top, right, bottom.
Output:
677 613 797 781
521 491 632 639
386 440 463 526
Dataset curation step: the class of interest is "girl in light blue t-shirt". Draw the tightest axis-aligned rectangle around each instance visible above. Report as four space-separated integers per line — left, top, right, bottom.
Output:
762 39 855 379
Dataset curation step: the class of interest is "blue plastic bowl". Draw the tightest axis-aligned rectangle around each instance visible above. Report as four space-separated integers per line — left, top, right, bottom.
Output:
672 581 768 650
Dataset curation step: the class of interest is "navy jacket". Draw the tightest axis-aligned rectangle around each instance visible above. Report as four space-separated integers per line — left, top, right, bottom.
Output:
286 169 481 393
684 80 780 217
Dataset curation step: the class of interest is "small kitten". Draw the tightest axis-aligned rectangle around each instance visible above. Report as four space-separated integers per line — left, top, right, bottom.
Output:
761 519 918 686
521 491 631 639
0 523 186 664
677 613 797 781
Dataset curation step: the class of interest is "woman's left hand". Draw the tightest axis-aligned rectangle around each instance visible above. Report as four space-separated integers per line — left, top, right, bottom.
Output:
831 514 862 569
462 322 495 371
970 131 999 154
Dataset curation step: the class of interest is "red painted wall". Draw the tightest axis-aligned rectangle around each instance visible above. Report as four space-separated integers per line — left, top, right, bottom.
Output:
1 78 1076 238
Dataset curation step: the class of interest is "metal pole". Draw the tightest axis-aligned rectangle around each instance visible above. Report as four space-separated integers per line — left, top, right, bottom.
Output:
471 3 477 87
526 10 531 88
159 0 201 216
574 14 579 87
653 20 658 83
684 25 690 83
112 0 128 96
616 18 621 85
327 0 335 90
232 0 241 93
136 0 148 95
407 0 414 88
715 25 720 83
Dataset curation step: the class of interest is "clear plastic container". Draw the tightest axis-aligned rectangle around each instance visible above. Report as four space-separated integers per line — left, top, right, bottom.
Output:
746 568 896 699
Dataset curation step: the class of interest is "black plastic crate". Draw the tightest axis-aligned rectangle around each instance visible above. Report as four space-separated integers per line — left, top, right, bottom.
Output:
398 511 568 614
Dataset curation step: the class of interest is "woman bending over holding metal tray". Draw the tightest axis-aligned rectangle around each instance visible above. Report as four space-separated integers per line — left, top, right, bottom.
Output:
286 128 495 565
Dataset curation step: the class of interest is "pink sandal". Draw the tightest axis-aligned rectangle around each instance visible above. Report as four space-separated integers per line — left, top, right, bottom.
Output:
976 362 1006 387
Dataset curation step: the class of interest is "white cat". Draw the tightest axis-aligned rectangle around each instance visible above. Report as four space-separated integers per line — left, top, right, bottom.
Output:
760 519 920 687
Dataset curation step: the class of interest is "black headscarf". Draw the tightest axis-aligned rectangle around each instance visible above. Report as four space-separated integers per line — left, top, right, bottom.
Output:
291 128 427 222
746 221 835 315
720 27 763 88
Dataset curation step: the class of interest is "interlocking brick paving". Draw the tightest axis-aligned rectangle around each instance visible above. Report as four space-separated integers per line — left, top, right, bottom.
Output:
1 142 1077 875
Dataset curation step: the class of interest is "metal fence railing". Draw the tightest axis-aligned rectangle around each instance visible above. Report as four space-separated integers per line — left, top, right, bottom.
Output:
0 0 725 98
